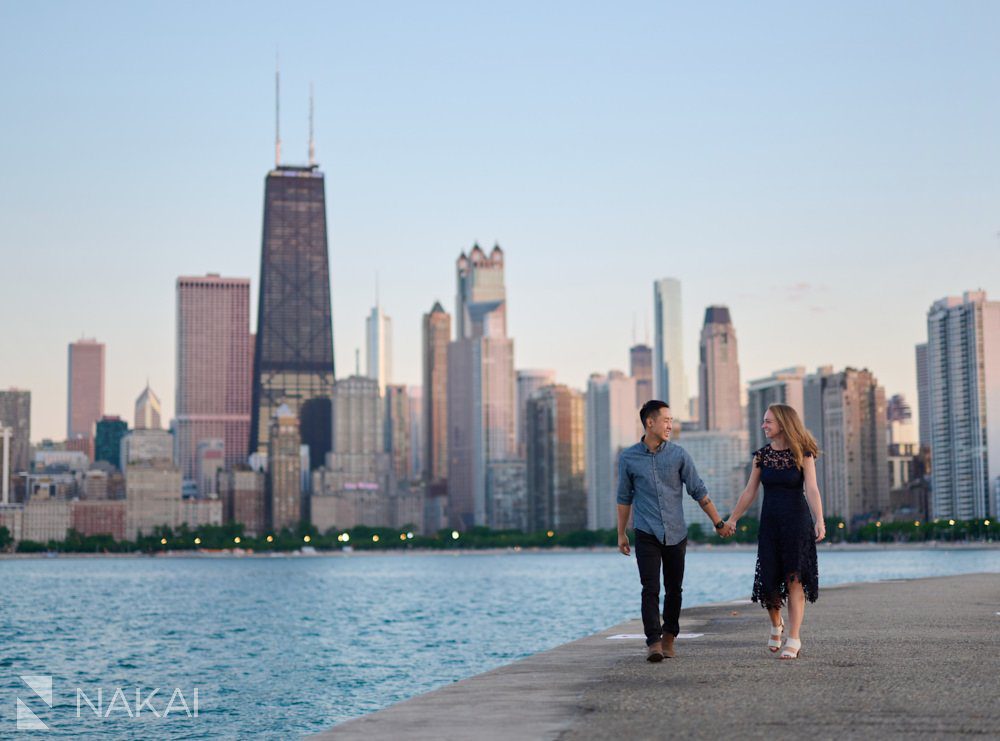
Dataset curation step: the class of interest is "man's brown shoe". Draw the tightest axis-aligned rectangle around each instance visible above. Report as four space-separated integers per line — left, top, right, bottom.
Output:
646 640 664 662
662 634 675 658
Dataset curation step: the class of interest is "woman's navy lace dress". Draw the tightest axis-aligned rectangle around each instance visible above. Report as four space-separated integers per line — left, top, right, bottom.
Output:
751 445 819 609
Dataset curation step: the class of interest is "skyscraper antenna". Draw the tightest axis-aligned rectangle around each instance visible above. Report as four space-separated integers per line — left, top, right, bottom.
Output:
355 348 360 376
275 50 282 167
308 82 315 166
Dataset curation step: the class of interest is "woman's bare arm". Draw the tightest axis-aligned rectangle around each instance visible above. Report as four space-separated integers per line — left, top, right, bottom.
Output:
802 456 826 541
726 464 762 526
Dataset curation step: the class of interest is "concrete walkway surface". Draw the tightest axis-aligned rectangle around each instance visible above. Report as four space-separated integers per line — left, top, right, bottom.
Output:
309 573 1000 740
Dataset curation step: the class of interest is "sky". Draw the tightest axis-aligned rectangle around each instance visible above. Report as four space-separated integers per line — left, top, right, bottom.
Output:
1 0 999 442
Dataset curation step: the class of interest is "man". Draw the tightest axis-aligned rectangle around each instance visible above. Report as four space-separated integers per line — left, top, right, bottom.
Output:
617 400 730 662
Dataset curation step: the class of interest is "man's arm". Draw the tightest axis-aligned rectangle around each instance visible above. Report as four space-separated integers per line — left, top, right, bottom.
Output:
616 453 633 555
697 496 725 534
617 503 632 555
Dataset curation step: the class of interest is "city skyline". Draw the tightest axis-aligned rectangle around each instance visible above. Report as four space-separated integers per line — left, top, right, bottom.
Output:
4 2 1000 441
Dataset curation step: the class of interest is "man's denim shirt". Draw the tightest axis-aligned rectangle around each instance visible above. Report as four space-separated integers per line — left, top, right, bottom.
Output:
616 438 708 546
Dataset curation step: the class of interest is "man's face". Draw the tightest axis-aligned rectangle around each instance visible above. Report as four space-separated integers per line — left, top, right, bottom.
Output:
647 407 673 440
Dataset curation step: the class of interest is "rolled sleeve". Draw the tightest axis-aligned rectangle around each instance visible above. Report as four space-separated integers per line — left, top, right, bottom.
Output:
616 453 633 505
680 450 708 502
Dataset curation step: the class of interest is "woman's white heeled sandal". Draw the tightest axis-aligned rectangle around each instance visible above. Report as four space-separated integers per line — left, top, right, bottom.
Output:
779 637 801 660
768 622 784 652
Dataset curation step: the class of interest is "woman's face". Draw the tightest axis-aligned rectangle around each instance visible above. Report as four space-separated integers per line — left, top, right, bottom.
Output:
762 411 782 440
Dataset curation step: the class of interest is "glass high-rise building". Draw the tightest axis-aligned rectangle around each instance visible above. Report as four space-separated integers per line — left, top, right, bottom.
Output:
0 388 30 500
525 384 586 532
653 278 688 418
915 343 931 450
629 344 653 410
585 371 638 530
516 369 556 458
422 302 450 485
250 165 335 470
267 404 302 531
926 292 1000 520
384 385 410 481
95 416 128 469
366 303 392 396
447 244 516 530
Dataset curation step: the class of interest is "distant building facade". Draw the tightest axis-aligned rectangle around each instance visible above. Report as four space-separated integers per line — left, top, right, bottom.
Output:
422 302 451 486
926 292 1000 519
585 371 639 530
699 306 742 431
653 278 688 417
447 245 516 530
747 367 805 452
67 338 105 440
175 274 252 483
526 385 586 532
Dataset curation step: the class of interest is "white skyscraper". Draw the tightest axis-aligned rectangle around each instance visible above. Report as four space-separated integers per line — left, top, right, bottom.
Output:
653 278 688 418
675 430 749 526
926 291 1000 520
448 244 516 530
585 371 639 530
699 305 742 432
366 303 392 396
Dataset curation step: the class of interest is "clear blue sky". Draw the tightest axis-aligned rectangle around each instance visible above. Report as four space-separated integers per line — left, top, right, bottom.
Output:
2 0 999 441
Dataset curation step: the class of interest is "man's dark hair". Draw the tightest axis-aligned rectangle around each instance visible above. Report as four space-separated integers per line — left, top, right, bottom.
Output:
639 400 670 428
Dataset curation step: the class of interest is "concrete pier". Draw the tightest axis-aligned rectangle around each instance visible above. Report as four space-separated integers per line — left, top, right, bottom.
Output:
310 573 1000 740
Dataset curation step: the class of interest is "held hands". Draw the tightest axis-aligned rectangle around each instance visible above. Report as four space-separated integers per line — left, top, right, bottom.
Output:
618 533 631 556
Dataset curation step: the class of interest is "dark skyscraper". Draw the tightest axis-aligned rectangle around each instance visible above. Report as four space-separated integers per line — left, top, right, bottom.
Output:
250 164 335 467
629 343 653 408
95 416 128 469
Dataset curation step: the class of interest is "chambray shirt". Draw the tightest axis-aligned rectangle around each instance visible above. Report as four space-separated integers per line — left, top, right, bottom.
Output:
616 438 709 546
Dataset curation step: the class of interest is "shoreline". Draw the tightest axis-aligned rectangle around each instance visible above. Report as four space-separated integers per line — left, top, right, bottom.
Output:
1 540 999 559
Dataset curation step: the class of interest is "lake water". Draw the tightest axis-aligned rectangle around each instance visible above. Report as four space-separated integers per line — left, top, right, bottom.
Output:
2 547 998 739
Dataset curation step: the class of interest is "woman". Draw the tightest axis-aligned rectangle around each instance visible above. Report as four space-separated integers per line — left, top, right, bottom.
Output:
724 403 825 659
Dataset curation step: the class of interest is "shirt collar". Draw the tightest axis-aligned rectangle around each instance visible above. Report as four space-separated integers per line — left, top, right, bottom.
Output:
640 435 667 454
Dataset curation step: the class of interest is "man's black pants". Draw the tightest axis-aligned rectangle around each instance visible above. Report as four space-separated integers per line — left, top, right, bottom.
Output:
634 529 687 646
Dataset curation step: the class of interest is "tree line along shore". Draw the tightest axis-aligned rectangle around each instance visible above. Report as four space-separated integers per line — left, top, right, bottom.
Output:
1 516 995 554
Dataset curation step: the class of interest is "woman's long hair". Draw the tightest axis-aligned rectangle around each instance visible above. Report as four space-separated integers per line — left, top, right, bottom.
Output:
768 403 820 469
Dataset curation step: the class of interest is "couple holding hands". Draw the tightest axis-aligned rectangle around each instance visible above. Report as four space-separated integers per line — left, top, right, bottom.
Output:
617 400 825 662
